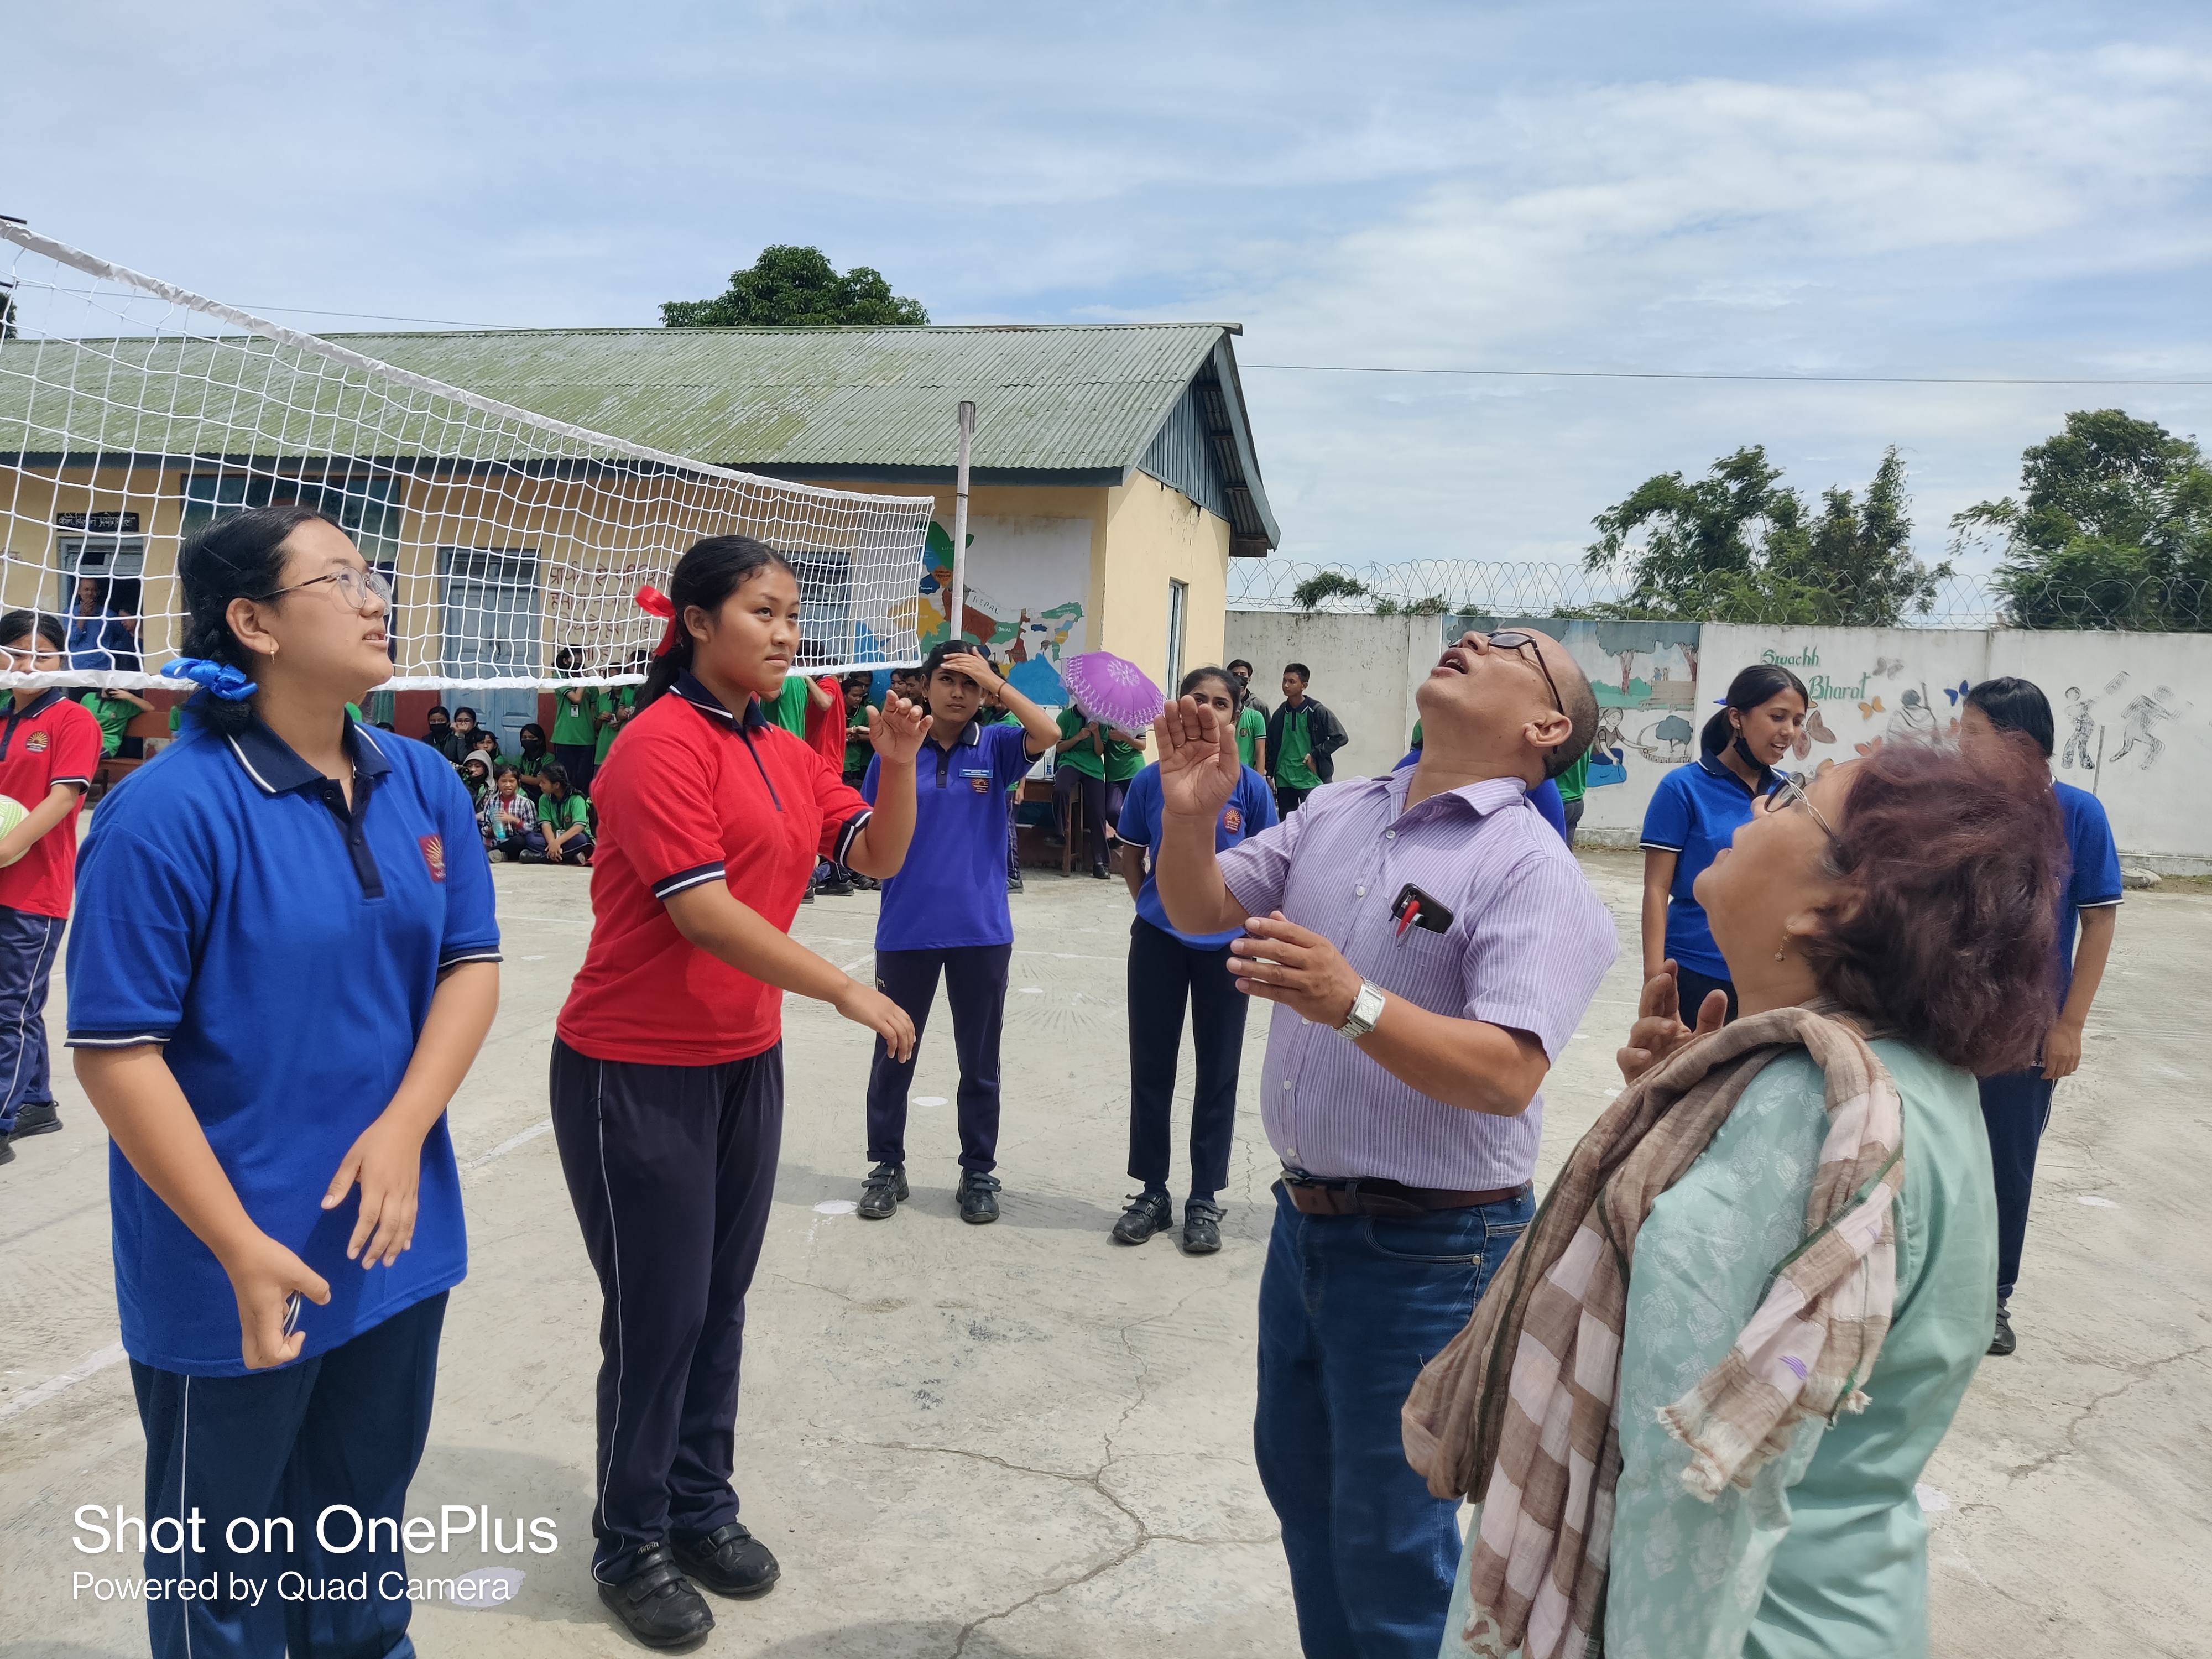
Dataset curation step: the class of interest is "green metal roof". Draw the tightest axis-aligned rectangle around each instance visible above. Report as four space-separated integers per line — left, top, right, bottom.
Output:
1 321 1279 549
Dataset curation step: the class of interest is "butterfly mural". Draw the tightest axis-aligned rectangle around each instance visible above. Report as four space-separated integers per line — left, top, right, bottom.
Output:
1941 680 1971 707
1858 696 1885 721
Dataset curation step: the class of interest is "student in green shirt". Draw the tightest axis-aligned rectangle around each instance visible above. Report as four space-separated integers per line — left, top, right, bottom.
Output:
80 686 154 758
1556 749 1590 847
840 673 875 786
595 683 636 767
1262 662 1345 817
551 650 602 789
1235 702 1266 771
1051 703 1114 878
771 670 834 736
537 761 595 865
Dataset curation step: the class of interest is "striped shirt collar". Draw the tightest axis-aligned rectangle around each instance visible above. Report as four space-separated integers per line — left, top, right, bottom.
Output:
223 714 392 797
673 670 770 731
1376 763 1530 822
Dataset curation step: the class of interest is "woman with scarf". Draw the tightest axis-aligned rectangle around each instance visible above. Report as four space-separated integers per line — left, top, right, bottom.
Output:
1410 735 2064 1659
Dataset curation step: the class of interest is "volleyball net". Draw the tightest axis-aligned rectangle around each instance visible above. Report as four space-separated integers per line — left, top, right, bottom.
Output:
0 224 933 690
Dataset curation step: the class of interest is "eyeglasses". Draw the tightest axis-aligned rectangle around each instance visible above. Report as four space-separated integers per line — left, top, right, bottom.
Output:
257 566 393 612
1769 774 1836 839
1483 630 1566 719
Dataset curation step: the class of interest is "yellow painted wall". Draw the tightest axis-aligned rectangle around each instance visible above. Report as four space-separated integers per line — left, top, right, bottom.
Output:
1097 472 1232 697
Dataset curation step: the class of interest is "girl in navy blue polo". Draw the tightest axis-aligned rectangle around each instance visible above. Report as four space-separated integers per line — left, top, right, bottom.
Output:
1110 666 1277 1255
0 609 103 1160
67 504 502 1659
855 641 1058 1227
1637 662 1807 1024
551 535 926 1648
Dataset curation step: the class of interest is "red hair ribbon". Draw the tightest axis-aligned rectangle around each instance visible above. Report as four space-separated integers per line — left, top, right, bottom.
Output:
635 583 685 658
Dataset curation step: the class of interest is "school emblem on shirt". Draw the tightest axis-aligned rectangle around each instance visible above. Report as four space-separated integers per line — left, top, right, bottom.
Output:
1222 807 1242 833
24 732 46 752
419 834 447 882
969 775 990 794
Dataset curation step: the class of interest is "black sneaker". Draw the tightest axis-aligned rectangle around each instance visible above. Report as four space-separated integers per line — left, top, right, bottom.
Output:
958 1171 1001 1224
0 1133 13 1166
1091 866 1110 880
820 878 854 897
857 1162 908 1220
1111 1190 1175 1245
1989 1302 2017 1357
1181 1199 1223 1255
1008 873 1025 894
12 1100 60 1136
670 1521 779 1598
597 1542 714 1648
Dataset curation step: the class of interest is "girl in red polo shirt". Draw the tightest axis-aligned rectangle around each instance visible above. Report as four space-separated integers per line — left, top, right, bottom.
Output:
549 535 925 1648
0 609 103 1161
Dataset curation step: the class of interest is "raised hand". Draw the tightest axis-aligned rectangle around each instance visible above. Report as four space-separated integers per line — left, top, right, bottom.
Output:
1151 693 1240 820
1615 960 1726 1084
868 695 929 764
937 650 1005 699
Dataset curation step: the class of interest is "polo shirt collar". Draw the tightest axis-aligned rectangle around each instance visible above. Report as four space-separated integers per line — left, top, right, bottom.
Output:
1696 749 1773 798
673 670 770 731
224 713 393 796
6 688 71 722
925 716 985 754
1382 764 1528 821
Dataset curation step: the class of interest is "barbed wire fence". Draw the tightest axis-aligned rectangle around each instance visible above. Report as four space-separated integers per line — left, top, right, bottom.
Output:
1227 561 2212 632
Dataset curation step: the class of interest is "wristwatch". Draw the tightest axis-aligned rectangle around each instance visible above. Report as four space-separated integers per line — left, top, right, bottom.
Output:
1337 980 1386 1040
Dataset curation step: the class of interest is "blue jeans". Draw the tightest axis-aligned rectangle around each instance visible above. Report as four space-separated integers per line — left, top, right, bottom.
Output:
1255 1180 1534 1659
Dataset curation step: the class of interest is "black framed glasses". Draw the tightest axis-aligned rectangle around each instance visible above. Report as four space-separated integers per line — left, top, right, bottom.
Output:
1483 630 1566 719
1769 774 1836 839
258 566 393 612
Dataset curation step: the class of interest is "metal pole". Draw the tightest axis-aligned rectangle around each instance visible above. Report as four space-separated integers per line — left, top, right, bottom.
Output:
948 400 975 649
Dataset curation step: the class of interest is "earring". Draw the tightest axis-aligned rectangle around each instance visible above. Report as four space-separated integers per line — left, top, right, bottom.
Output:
1775 937 1788 961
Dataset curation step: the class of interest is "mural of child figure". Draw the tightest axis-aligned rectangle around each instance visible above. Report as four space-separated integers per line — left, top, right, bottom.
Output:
2111 687 2177 769
2062 687 2098 769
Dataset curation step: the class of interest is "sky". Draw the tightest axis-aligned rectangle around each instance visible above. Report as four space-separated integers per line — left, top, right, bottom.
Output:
8 0 2211 581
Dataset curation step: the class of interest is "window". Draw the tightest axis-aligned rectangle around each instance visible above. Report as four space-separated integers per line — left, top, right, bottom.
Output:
1166 579 1188 698
55 514 148 613
181 469 402 561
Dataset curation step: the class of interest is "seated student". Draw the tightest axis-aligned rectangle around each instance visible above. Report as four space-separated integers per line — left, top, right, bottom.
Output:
80 684 156 760
479 764 546 862
422 703 459 760
514 722 551 797
447 705 483 762
465 728 504 773
537 762 594 866
459 753 492 808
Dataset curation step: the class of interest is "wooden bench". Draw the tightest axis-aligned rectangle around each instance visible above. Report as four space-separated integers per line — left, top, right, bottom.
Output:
90 706 179 801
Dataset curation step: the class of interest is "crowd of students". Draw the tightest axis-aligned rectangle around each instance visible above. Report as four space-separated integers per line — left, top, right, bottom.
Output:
2 503 2128 1659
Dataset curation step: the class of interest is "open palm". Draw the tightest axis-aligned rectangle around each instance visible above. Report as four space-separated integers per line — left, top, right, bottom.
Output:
1152 695 1241 818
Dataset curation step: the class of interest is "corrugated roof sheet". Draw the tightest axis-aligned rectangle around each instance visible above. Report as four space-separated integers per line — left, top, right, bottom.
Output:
0 321 1279 544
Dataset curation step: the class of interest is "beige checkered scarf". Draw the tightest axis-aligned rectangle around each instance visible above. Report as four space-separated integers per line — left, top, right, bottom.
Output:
1401 1005 1904 1659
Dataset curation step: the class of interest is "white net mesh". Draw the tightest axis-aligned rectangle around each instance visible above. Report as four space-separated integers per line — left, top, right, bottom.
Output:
0 225 933 691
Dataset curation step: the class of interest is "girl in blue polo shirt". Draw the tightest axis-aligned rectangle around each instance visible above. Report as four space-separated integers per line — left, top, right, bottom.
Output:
1110 666 1277 1255
1639 662 1807 1024
855 641 1058 1225
66 504 501 1659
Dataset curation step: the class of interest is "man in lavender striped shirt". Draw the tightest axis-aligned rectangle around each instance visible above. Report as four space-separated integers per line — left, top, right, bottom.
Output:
1152 629 1617 1659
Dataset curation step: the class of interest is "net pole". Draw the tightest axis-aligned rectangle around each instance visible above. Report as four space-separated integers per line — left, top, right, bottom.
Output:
948 399 975 648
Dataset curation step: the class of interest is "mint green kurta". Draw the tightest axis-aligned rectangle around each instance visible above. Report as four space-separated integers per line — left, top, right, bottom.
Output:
1442 1038 1996 1659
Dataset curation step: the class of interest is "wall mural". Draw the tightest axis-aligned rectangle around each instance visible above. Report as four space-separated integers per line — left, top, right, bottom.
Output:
886 517 1089 707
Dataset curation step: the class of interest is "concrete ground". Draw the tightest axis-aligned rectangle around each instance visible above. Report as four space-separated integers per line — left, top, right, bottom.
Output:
2 850 2206 1657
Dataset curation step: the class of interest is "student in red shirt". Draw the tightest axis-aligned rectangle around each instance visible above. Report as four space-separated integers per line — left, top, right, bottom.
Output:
0 609 102 1161
550 535 926 1648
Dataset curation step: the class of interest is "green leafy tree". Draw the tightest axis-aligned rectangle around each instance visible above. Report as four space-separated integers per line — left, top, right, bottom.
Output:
1950 410 2212 630
1580 445 1944 624
1292 570 1370 610
661 246 929 328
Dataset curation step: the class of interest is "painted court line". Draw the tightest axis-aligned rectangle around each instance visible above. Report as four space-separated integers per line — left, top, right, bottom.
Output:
0 1341 127 1425
463 1120 552 1172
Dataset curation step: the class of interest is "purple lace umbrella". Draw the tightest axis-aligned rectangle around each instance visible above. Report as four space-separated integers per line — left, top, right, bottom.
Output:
1061 651 1165 735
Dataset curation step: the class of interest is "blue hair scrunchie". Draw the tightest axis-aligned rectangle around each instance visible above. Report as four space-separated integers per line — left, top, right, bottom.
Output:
163 658 259 701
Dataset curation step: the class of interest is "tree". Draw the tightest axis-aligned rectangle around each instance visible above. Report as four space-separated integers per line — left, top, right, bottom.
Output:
1292 570 1370 610
1580 445 1945 625
661 246 928 328
1950 410 2212 630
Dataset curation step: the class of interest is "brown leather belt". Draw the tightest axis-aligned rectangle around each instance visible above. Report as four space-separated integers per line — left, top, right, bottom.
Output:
1277 1170 1530 1219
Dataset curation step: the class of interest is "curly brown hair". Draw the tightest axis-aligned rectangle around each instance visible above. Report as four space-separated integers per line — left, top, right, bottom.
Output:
1800 735 2064 1076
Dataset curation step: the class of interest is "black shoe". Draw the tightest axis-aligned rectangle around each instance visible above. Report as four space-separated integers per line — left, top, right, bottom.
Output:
857 1162 908 1219
1091 866 1110 880
670 1522 780 1598
12 1100 59 1136
1181 1198 1223 1255
1008 873 1025 894
1110 1190 1175 1245
597 1542 714 1648
1989 1302 2017 1357
820 878 854 897
958 1171 1001 1224
800 887 815 904
0 1133 13 1166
